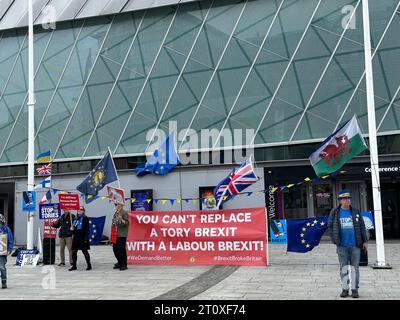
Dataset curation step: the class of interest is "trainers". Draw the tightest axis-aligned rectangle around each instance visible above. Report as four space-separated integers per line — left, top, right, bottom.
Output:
1 281 6 289
340 289 349 298
352 289 359 298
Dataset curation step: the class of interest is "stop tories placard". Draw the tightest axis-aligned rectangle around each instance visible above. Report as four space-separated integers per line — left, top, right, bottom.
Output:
127 208 267 266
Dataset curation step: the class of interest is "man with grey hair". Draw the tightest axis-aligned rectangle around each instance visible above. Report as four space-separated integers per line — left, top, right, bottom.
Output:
0 213 14 289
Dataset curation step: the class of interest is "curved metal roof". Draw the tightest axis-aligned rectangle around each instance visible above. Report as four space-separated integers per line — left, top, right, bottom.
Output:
0 0 198 31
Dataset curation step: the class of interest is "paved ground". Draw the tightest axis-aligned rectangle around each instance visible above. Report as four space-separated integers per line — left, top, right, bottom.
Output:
1 241 399 300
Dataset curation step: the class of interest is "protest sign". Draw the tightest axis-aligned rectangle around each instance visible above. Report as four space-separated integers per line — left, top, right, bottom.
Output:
127 208 267 266
22 191 36 211
0 234 7 256
58 193 80 210
44 219 58 239
21 254 40 267
16 249 39 266
107 186 125 205
39 203 61 220
270 219 287 244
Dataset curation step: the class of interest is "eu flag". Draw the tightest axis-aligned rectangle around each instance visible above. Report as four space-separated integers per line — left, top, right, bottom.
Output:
135 134 180 177
77 151 118 203
287 217 328 253
88 216 106 245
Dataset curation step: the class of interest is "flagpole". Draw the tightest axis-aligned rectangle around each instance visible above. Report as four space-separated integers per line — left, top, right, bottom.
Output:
27 0 35 250
362 0 390 268
108 146 121 188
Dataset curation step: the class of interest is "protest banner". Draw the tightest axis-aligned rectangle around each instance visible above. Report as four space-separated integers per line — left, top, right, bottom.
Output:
43 219 58 239
0 234 7 256
127 208 267 266
58 193 80 210
107 186 125 205
39 203 61 220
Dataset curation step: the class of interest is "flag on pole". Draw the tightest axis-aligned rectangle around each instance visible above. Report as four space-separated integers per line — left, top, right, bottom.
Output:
36 163 52 175
37 150 51 164
34 177 51 189
135 133 180 177
309 115 368 177
76 151 118 203
213 158 258 208
39 190 52 204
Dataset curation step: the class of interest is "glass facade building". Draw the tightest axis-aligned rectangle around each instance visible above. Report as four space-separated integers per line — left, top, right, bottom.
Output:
0 0 399 165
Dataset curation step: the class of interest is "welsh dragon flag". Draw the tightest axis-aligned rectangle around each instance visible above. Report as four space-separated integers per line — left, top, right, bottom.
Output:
309 115 368 177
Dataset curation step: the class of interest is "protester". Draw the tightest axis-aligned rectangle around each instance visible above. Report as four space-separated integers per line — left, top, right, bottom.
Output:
51 209 75 266
69 206 91 271
328 189 369 298
0 214 14 289
112 203 129 271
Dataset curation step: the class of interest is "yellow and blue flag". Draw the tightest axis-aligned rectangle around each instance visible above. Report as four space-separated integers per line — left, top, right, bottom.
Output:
287 217 328 253
135 133 180 177
37 150 51 164
76 151 118 203
88 216 106 245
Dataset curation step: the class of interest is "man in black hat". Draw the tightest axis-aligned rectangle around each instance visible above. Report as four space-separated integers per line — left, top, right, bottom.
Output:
328 189 369 298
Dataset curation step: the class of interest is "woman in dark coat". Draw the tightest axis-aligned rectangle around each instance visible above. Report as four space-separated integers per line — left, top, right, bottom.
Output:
69 206 91 271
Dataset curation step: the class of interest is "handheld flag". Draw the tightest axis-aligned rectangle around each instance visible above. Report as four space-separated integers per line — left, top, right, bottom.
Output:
76 151 118 203
36 163 52 175
37 150 51 164
135 133 180 177
34 177 51 189
213 158 258 208
309 115 367 177
287 217 328 253
88 216 106 245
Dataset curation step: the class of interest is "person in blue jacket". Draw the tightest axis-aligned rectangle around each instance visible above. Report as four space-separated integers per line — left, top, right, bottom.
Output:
0 213 14 289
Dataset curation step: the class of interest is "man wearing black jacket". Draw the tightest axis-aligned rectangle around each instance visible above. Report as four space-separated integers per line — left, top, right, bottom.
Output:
51 210 76 266
328 189 369 299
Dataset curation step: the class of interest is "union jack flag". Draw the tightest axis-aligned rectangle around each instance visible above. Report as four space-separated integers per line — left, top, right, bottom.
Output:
36 163 52 175
213 158 258 207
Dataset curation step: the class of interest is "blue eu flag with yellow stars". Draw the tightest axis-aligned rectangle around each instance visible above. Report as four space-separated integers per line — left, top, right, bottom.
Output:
77 151 118 203
135 133 180 177
88 216 106 245
287 217 328 253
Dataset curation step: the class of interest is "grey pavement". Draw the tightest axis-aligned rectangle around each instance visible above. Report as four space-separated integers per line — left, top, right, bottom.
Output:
1 241 399 300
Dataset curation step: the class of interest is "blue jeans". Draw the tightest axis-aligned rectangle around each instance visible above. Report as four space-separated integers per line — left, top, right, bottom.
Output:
0 256 6 282
337 246 361 290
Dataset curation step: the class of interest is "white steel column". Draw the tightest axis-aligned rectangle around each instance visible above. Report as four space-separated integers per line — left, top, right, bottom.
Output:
27 0 35 250
362 0 390 268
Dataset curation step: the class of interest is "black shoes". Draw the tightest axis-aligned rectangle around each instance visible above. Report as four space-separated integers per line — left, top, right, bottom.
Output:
352 289 359 298
340 289 349 298
58 262 65 266
1 281 6 289
119 265 127 271
86 264 92 271
113 263 120 269
68 266 77 271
